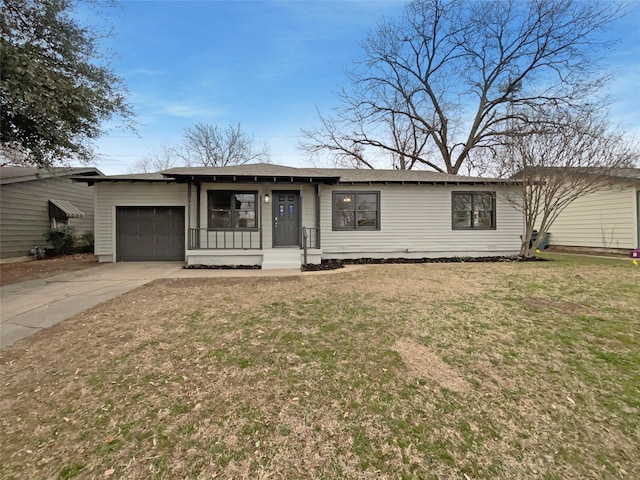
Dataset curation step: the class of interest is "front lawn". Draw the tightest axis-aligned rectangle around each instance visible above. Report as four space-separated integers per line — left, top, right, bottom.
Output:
1 256 638 479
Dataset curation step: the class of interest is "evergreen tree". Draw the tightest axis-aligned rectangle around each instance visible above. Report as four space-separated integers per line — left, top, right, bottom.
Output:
1 0 133 167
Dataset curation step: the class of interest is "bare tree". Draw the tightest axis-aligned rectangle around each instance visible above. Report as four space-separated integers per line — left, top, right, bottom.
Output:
176 123 270 167
495 109 637 257
135 122 270 172
302 100 432 170
302 0 621 173
129 142 179 173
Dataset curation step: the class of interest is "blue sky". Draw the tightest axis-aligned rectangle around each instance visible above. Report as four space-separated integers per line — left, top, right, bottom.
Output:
80 0 640 175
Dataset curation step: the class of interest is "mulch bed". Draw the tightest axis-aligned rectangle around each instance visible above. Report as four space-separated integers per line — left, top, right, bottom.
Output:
186 255 546 272
302 255 545 271
184 264 261 270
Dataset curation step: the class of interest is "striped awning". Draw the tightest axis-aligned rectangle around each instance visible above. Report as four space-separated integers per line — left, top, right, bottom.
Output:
49 199 85 218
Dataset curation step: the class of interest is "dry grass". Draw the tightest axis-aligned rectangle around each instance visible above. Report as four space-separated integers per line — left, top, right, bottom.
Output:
0 254 99 286
1 255 638 479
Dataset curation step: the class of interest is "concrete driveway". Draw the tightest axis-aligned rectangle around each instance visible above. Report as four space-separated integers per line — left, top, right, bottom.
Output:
0 262 184 347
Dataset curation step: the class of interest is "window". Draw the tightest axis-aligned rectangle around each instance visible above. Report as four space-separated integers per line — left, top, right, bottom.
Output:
332 191 380 230
50 217 69 229
452 192 496 229
208 191 257 229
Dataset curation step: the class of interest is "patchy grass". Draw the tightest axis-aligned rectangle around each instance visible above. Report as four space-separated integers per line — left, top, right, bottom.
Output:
0 253 99 286
1 257 638 479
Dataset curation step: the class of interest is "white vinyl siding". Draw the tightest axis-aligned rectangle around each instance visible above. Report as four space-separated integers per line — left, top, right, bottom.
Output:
548 186 638 249
95 181 524 263
300 184 316 231
94 183 188 261
320 184 523 258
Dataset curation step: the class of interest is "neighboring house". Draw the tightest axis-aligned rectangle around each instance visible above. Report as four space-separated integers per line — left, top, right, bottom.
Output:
73 164 525 268
0 167 102 261
547 168 640 252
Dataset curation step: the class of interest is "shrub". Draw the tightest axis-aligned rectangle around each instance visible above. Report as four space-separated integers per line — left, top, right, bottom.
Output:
45 226 76 256
78 231 94 253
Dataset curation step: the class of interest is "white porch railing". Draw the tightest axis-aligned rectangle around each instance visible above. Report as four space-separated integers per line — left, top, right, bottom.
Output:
301 226 320 266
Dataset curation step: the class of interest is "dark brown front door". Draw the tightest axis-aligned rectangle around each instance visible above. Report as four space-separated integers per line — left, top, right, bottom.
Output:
272 191 300 247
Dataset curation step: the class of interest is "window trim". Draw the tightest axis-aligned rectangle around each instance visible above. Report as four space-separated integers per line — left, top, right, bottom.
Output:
332 191 380 231
207 190 259 230
451 191 496 230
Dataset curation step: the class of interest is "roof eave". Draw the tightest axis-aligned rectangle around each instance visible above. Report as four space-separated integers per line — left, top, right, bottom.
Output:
336 179 521 186
166 173 341 185
70 176 176 186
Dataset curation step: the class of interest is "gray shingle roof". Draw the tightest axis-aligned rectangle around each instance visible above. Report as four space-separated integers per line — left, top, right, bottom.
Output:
72 163 518 185
161 163 511 184
307 168 495 183
163 163 338 178
601 167 640 180
512 166 640 182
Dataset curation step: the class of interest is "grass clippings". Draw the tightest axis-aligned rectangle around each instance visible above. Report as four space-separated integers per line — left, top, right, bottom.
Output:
393 338 469 394
1 254 638 479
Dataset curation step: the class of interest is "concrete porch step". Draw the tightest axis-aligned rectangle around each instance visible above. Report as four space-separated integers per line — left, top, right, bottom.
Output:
262 248 301 270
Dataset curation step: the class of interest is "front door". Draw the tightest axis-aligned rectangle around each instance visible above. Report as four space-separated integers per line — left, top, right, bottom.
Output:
272 191 300 247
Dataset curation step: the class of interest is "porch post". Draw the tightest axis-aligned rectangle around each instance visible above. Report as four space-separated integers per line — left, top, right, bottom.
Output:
299 185 303 248
196 182 201 249
316 183 321 249
187 181 192 250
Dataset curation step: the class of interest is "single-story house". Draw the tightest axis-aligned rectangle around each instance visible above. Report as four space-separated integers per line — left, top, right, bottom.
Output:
0 166 103 261
547 168 640 252
73 164 525 268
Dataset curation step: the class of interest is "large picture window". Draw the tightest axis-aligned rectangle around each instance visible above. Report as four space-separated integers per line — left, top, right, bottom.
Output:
332 191 380 230
208 191 257 229
452 192 496 229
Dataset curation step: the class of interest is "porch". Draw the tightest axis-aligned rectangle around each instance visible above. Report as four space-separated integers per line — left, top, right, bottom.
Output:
170 167 339 269
187 226 320 251
185 226 321 269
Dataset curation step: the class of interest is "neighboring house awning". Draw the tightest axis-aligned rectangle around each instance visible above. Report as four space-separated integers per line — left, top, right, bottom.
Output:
49 199 84 218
